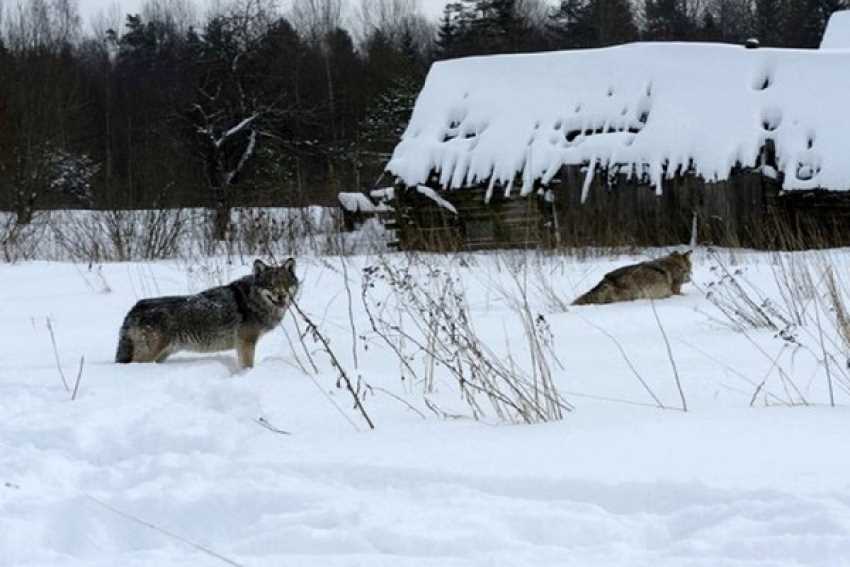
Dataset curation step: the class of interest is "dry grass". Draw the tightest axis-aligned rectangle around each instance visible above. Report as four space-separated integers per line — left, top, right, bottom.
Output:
702 247 850 406
361 253 571 424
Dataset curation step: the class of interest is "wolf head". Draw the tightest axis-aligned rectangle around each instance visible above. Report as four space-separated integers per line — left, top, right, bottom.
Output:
667 250 693 282
253 258 299 308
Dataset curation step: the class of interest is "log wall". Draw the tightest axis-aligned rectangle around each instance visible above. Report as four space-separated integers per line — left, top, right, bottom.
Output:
386 165 850 251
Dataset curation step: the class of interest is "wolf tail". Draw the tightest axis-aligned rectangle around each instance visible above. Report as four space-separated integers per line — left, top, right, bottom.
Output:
115 332 134 363
572 280 615 305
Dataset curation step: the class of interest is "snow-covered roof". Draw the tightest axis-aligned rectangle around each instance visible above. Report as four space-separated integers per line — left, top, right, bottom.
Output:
338 192 392 213
821 10 850 49
370 187 395 201
387 38 850 199
338 192 379 213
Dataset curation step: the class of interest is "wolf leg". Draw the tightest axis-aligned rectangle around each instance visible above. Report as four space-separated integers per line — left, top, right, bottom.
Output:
237 332 259 369
130 332 171 363
154 347 173 363
115 333 134 363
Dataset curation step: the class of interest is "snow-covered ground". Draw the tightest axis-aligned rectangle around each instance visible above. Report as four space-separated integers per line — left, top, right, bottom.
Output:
2 249 850 566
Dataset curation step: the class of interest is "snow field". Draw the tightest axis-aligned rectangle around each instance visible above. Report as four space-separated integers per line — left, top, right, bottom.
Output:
2 250 850 566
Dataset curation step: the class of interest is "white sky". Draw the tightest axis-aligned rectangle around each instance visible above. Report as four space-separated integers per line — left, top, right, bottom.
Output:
76 0 451 32
78 0 145 26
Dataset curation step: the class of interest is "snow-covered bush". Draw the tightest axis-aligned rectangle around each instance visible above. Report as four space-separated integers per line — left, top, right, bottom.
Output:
44 148 100 206
0 211 49 262
50 209 191 262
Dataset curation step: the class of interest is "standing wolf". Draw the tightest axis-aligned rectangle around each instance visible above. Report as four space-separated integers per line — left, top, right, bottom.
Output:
572 251 692 305
116 258 298 368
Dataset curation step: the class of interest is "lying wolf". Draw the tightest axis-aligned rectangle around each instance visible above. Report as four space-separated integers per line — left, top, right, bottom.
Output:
116 258 298 368
572 251 692 305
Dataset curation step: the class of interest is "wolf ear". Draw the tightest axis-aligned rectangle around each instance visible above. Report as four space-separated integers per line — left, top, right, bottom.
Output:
253 259 269 276
683 249 693 258
284 257 296 276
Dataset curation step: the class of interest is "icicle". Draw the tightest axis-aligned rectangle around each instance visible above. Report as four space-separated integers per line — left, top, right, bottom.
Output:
451 154 469 189
542 154 564 185
690 210 699 247
652 160 664 196
485 175 497 204
580 157 597 204
520 144 534 196
440 153 458 189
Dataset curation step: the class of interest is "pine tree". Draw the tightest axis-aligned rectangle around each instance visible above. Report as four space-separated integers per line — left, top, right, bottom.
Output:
755 0 786 45
698 9 722 41
643 0 694 41
712 0 755 43
550 0 638 48
784 0 848 47
358 26 425 177
592 0 639 46
472 0 530 53
360 77 420 154
435 3 460 58
549 0 595 47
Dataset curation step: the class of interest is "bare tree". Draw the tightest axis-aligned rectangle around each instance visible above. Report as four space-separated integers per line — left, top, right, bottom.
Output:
88 1 123 39
353 0 435 55
290 0 343 43
0 0 89 223
353 0 417 42
289 0 343 179
4 0 79 50
141 0 199 33
206 0 279 38
517 0 549 32
187 0 294 240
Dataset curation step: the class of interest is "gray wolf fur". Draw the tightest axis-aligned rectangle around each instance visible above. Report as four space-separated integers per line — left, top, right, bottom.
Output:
572 251 692 305
116 258 298 368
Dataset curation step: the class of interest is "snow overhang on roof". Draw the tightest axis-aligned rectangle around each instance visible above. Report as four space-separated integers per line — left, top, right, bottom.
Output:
386 40 850 199
821 10 850 49
338 192 378 213
338 192 392 213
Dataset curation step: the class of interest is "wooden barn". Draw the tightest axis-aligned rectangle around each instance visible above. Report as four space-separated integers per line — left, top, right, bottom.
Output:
379 12 850 251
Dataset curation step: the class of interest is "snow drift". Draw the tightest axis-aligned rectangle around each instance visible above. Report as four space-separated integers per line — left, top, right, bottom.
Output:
387 39 850 198
5 253 850 565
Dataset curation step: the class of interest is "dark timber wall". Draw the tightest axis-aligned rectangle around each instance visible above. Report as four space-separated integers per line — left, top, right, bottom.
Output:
552 167 777 248
387 165 850 251
389 186 549 251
